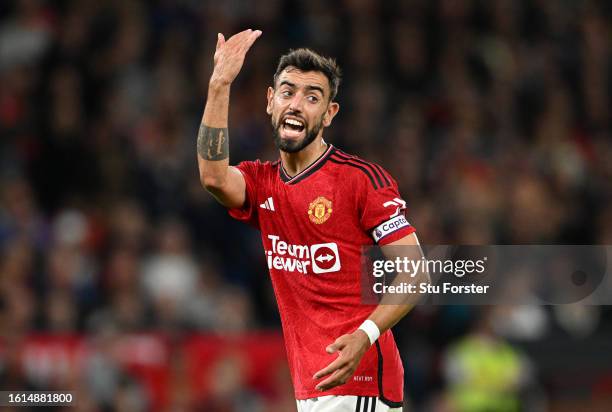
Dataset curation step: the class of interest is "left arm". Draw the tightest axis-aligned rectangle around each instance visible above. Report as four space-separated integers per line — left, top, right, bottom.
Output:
313 232 429 391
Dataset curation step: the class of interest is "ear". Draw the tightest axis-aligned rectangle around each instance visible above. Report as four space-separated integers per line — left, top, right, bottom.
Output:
323 102 340 127
266 87 274 115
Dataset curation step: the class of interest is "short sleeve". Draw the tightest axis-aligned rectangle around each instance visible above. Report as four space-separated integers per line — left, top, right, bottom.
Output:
227 160 261 229
359 171 416 245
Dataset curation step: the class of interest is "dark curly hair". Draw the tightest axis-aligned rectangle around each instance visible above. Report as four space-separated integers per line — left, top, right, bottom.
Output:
273 48 342 101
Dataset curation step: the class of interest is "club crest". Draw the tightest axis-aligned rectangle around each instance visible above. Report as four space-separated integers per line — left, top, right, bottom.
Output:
308 196 333 224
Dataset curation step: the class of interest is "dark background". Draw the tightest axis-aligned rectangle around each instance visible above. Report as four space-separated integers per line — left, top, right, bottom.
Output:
1 0 612 411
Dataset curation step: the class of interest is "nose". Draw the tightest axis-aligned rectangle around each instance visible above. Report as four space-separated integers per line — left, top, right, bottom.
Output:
288 93 305 113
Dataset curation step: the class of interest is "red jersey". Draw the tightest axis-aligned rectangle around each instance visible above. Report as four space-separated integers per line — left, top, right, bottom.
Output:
228 144 415 406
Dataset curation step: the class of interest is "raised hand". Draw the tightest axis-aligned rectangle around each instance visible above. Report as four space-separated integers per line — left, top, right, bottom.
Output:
210 29 262 87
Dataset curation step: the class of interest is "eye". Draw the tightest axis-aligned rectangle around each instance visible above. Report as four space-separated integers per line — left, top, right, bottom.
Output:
307 95 319 103
281 90 292 97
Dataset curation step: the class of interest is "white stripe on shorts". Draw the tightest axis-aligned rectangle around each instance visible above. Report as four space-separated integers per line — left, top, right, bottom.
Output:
295 395 402 412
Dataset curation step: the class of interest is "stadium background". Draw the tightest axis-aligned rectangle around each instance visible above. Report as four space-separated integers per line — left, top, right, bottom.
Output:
1 0 612 411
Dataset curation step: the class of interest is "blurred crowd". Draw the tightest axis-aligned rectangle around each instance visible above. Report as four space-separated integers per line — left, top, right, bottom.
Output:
1 0 612 411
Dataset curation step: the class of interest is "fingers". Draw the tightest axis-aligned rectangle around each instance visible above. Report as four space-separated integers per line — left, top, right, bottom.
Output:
241 30 261 54
226 29 262 49
315 368 352 391
314 336 348 377
210 29 261 85
313 334 366 391
315 369 343 391
247 30 262 48
227 29 257 44
229 28 255 41
313 356 346 380
214 29 261 65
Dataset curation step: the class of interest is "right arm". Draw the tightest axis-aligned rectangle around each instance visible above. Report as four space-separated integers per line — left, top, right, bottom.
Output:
197 29 261 208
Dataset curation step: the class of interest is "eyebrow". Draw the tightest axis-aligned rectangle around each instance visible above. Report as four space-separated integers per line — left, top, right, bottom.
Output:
279 80 325 96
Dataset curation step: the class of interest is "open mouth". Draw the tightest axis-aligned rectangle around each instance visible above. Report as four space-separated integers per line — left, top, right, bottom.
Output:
281 117 305 137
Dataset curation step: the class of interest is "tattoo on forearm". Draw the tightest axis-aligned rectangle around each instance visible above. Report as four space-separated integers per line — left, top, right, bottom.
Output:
197 125 229 160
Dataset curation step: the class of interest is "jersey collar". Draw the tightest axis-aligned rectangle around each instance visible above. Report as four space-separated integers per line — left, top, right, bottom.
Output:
279 144 335 185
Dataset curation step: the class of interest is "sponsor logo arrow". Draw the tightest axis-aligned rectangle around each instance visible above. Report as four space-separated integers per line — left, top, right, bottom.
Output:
316 254 334 262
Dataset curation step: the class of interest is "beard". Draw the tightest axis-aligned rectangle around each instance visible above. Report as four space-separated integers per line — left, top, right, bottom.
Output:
272 114 324 153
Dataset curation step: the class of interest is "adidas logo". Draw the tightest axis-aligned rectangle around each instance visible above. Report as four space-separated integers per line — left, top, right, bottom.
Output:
259 197 275 211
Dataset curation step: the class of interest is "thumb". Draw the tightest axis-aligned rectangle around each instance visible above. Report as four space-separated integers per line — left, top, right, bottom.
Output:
326 339 345 354
216 33 225 49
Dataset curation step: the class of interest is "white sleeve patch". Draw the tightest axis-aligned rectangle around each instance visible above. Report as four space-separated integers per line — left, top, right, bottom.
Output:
372 214 411 243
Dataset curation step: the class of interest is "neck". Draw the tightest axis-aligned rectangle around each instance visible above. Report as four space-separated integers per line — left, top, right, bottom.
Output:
280 137 328 177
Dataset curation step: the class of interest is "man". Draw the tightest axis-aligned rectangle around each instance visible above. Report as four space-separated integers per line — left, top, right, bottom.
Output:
197 29 427 412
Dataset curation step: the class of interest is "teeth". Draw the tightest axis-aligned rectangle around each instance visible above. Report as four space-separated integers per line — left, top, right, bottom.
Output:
285 119 303 127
